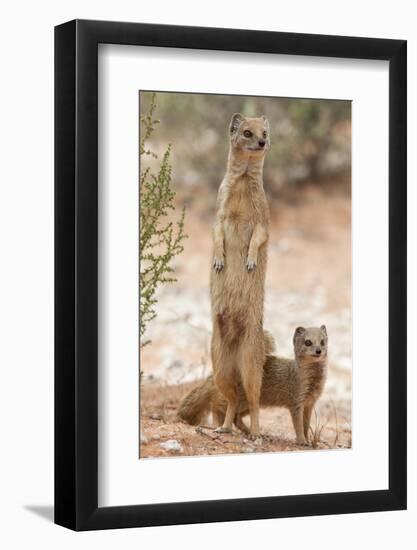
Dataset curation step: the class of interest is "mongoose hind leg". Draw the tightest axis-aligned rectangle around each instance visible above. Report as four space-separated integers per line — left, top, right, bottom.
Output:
214 397 238 433
212 410 225 429
212 319 240 434
239 340 263 438
213 365 239 434
234 414 250 435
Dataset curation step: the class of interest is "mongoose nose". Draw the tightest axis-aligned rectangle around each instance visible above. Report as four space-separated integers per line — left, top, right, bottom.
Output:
258 140 266 147
315 348 322 355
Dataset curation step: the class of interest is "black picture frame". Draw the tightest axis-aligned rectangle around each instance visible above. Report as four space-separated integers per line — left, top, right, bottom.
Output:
55 19 407 531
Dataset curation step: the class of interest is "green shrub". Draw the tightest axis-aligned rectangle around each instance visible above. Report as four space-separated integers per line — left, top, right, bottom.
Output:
140 93 187 347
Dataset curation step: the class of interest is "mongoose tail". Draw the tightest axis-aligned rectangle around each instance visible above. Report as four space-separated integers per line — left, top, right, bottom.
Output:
177 375 215 425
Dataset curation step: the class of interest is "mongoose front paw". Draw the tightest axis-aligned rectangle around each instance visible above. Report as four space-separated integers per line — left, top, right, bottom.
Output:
246 259 257 271
296 438 309 447
213 258 224 272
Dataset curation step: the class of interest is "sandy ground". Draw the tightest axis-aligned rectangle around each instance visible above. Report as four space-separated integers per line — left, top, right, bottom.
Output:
140 381 351 458
140 181 352 458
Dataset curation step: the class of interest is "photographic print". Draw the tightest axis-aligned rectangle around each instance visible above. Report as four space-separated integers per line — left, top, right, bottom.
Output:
55 20 406 529
139 91 352 458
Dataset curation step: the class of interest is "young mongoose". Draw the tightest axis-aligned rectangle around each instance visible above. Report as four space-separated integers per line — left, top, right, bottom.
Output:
210 113 270 437
178 326 328 445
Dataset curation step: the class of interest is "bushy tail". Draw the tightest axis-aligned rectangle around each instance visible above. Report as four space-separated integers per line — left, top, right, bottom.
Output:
177 376 214 425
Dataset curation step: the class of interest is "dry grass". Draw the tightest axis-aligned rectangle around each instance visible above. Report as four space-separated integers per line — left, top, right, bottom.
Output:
308 408 326 449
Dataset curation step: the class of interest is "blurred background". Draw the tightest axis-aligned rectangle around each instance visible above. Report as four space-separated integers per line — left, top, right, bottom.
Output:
141 91 351 198
139 91 352 457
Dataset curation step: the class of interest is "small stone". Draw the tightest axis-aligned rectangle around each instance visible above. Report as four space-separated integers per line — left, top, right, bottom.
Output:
242 446 256 453
159 439 183 453
140 433 148 444
152 434 161 441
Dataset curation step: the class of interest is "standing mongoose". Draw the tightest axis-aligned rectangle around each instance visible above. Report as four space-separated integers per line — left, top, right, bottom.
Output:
178 326 328 445
210 113 270 438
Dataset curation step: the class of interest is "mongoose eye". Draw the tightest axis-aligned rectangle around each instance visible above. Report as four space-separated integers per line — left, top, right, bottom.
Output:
243 130 252 138
262 131 267 139
305 339 312 346
320 339 325 346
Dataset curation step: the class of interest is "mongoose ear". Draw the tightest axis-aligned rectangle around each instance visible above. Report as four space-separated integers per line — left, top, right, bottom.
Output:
261 115 270 130
295 326 305 336
320 325 327 335
230 113 244 134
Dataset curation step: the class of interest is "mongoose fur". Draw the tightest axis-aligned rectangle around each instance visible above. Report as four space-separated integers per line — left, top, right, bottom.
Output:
210 113 270 437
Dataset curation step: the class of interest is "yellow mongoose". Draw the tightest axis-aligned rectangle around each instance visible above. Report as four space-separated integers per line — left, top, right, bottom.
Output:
178 326 328 445
210 113 270 437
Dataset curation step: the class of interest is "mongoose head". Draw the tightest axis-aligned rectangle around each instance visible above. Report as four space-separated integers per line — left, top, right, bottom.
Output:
229 113 270 157
293 325 328 364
